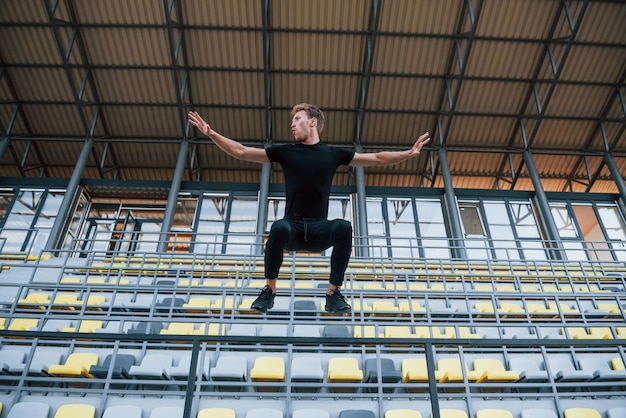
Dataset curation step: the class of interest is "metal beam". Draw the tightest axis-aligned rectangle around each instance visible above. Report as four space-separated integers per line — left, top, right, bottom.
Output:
353 0 382 147
493 0 590 190
428 0 483 186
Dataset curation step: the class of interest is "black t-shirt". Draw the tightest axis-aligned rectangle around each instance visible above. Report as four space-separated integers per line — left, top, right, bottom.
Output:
265 142 355 219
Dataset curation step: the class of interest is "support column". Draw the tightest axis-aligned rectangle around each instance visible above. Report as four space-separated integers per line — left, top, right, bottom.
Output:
157 138 189 253
437 148 466 259
45 137 94 252
354 145 369 258
523 150 565 260
255 161 271 255
603 153 626 206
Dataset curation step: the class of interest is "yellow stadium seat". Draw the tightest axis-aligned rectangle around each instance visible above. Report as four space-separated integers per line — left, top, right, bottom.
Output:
54 404 96 418
372 300 399 316
402 358 444 387
17 293 50 309
398 300 426 315
52 294 83 310
62 320 103 333
47 352 98 378
328 357 363 392
182 297 212 313
472 358 519 382
197 408 236 418
250 356 286 391
160 322 196 335
563 408 602 418
612 357 625 370
436 358 485 383
8 318 38 331
353 325 380 338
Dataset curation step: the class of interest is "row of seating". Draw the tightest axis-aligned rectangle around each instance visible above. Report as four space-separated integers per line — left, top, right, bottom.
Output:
8 289 624 320
4 316 626 340
4 270 623 292
2 401 626 418
3 347 624 390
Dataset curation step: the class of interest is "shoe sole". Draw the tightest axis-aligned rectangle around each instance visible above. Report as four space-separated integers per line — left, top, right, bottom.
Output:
325 308 351 314
251 304 273 313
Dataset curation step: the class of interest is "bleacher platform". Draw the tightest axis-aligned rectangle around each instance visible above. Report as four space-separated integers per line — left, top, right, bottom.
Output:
1 251 625 418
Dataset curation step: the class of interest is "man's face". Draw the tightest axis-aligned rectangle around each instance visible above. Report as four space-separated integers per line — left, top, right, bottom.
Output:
291 110 315 142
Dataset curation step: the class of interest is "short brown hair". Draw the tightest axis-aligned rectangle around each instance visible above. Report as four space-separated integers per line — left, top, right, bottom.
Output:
291 103 325 134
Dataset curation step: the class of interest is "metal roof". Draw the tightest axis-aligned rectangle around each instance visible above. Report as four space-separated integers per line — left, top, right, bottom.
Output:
0 0 625 193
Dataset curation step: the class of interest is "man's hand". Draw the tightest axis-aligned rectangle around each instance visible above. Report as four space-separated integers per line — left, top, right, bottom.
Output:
408 132 430 156
188 111 211 137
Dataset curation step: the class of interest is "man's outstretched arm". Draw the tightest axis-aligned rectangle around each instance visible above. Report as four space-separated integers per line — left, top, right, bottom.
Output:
349 132 430 167
188 111 269 163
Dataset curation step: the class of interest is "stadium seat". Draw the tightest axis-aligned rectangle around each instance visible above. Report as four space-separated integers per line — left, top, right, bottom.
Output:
63 319 103 333
520 409 558 418
150 406 183 418
508 357 549 383
563 408 602 418
210 355 248 391
128 353 173 380
291 356 324 392
17 293 50 309
578 356 626 381
339 411 375 418
102 405 142 418
88 353 135 379
398 299 426 315
293 299 317 316
170 353 210 381
385 410 422 418
476 410 513 418
127 321 163 334
292 409 330 418
402 357 442 389
6 402 50 418
182 297 212 312
322 325 351 338
364 358 402 392
607 408 626 418
53 404 96 418
354 325 380 338
245 408 283 418
259 323 289 337
8 318 39 331
436 358 485 383
549 357 594 382
47 352 98 378
328 357 363 392
472 358 520 382
160 322 196 335
0 350 25 374
434 410 468 418
197 408 236 418
250 356 286 391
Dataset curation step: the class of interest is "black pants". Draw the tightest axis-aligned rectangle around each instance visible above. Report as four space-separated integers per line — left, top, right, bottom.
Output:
264 218 352 287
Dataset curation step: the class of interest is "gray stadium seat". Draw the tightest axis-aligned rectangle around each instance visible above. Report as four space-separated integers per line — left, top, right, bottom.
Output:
508 357 549 383
339 410 376 418
128 353 173 380
0 350 25 373
9 350 63 376
577 356 626 381
7 402 50 418
549 356 594 382
520 409 558 418
169 353 210 381
245 408 283 418
210 355 247 391
607 408 626 418
149 406 183 418
364 357 402 393
88 353 136 379
292 409 331 418
102 405 142 418
291 356 324 392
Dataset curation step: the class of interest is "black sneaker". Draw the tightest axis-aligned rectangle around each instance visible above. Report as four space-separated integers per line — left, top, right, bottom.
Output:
325 288 351 313
251 285 275 313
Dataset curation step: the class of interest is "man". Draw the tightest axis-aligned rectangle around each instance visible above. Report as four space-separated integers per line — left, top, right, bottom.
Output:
188 104 430 313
